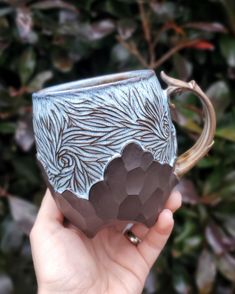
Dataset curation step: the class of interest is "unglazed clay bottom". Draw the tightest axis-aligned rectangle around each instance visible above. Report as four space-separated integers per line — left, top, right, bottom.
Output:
39 142 178 237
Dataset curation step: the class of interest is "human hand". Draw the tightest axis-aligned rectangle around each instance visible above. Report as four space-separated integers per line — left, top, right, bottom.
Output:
30 189 182 294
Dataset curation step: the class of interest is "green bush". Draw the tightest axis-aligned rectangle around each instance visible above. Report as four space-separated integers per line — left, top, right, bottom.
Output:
0 0 235 293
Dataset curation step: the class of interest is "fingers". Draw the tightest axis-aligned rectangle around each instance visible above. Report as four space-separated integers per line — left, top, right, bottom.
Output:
130 223 148 240
34 189 64 228
165 190 182 212
137 209 174 269
130 190 182 240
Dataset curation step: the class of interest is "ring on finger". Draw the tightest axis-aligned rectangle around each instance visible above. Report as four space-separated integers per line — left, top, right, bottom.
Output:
124 230 142 246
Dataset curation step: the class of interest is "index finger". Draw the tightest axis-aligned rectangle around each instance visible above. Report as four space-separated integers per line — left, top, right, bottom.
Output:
34 189 64 227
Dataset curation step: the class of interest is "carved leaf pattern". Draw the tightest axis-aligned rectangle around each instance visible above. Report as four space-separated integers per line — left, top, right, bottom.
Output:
33 77 177 199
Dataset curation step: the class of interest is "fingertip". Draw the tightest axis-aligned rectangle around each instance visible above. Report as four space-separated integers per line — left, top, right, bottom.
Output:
137 208 175 268
172 188 181 197
165 190 182 212
172 190 182 209
156 209 174 234
172 189 182 199
159 208 173 222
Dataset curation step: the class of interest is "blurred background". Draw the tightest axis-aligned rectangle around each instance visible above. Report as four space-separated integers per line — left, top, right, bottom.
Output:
0 0 235 293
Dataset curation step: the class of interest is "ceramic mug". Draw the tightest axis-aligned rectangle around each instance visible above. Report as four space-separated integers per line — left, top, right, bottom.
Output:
32 70 216 237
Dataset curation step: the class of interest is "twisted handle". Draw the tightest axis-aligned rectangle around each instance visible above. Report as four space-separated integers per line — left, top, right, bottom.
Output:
161 71 216 178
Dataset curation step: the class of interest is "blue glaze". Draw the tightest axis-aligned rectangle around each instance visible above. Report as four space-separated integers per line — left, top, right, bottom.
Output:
32 70 177 199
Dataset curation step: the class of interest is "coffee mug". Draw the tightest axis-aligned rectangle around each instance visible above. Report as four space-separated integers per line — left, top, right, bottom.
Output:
32 70 216 237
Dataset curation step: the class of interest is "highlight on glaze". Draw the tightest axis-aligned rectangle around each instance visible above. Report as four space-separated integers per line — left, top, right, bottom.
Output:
32 70 177 199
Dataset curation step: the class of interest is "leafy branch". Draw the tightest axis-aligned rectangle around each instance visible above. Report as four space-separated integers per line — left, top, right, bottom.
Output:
117 0 215 70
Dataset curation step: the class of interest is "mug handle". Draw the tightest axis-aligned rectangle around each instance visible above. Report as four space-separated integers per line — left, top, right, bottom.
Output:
161 71 216 178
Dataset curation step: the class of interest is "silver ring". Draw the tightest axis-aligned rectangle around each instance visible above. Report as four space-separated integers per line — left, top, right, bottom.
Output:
124 230 142 246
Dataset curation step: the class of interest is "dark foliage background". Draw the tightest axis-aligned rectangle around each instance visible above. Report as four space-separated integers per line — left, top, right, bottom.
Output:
0 0 235 293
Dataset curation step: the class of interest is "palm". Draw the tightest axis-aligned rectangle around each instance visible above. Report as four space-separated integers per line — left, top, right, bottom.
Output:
37 226 147 293
30 190 181 294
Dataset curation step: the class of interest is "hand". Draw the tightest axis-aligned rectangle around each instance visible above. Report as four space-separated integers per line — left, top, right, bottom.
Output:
30 189 182 294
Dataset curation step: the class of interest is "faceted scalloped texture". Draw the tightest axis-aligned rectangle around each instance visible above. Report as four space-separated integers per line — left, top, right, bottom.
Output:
38 142 178 238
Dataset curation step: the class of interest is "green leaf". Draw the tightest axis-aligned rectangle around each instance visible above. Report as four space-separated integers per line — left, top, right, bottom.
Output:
12 156 40 186
0 90 13 109
213 213 235 238
220 36 235 67
203 168 225 195
182 119 202 133
219 0 235 35
103 0 133 17
0 122 16 134
216 126 235 142
197 157 220 168
173 101 202 134
27 71 53 92
218 183 235 199
174 220 201 256
18 48 36 85
81 0 96 10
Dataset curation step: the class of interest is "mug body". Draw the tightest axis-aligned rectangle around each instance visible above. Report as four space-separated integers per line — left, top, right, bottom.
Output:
32 70 178 237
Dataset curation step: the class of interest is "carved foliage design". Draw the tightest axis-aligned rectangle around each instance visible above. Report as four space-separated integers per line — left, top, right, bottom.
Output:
33 76 177 199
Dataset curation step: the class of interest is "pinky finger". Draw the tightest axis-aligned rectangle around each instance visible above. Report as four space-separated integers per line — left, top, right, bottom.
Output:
137 209 174 269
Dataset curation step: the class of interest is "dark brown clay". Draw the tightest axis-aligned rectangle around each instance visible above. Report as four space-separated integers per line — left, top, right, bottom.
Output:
39 142 178 237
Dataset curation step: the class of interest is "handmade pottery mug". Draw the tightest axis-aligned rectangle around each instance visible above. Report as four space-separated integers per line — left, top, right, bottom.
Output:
32 70 216 237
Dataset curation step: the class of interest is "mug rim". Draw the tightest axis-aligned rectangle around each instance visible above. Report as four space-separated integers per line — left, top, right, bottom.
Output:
33 69 155 97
